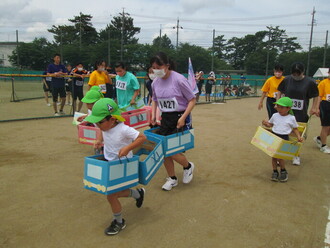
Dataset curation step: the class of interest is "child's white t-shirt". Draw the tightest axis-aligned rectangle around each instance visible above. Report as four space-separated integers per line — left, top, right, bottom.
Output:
269 113 298 135
102 122 140 161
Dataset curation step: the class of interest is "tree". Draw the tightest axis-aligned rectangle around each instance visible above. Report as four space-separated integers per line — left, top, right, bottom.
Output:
9 38 56 70
212 35 227 60
152 34 174 50
48 12 98 45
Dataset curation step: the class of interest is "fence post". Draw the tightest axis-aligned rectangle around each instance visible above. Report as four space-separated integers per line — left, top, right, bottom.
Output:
10 77 19 102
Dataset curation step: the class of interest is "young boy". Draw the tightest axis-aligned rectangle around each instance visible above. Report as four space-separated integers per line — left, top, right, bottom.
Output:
262 97 303 182
71 63 89 112
77 86 104 122
258 64 285 118
85 98 147 235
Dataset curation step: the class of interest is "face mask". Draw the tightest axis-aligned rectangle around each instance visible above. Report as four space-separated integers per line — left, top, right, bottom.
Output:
77 67 83 71
274 72 282 78
98 67 105 71
292 75 304 81
153 69 166 78
149 74 156 80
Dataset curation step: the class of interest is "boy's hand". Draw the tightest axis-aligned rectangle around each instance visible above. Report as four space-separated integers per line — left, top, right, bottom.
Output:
118 146 130 158
262 119 270 127
94 140 103 149
297 136 304 142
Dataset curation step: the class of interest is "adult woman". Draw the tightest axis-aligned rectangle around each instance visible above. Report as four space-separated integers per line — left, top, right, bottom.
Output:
114 62 140 109
150 52 196 191
195 71 204 102
88 61 111 95
277 62 319 165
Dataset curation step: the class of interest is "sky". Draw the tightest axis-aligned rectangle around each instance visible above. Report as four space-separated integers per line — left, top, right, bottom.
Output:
0 0 329 51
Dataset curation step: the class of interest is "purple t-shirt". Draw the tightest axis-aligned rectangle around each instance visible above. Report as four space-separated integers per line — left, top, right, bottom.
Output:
152 71 195 112
47 63 67 88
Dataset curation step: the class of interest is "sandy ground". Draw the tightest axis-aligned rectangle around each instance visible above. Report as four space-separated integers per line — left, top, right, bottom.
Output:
1 97 330 248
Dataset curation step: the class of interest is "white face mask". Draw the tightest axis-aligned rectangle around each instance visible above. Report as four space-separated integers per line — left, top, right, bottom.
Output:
149 73 156 80
77 67 83 71
274 72 282 78
98 67 105 72
153 69 166 78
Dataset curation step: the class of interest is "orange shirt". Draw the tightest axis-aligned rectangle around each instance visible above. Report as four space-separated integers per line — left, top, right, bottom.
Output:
261 76 284 98
88 70 110 93
318 78 330 101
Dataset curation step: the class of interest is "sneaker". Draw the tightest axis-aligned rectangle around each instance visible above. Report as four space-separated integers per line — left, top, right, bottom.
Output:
104 219 126 235
54 112 60 116
320 146 330 154
136 188 145 208
279 170 288 182
271 171 279 182
59 110 65 115
182 162 195 184
313 136 322 149
56 102 61 106
162 177 178 191
292 156 300 166
47 103 51 107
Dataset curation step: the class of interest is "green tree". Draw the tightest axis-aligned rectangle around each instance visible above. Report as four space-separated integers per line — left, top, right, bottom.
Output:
9 38 56 70
152 34 174 50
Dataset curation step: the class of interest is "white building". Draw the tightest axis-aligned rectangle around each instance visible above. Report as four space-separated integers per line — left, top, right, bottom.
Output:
0 42 17 67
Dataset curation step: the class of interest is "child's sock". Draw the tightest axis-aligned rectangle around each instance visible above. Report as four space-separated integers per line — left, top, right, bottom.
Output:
129 189 140 200
317 136 321 140
322 144 326 147
273 170 278 173
184 163 192 170
280 168 286 172
113 212 123 223
170 176 177 180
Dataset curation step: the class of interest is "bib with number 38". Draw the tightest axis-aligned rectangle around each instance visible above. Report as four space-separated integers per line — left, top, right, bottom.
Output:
291 99 304 110
158 98 178 112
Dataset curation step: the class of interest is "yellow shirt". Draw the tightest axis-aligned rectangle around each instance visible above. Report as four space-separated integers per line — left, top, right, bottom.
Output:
88 71 110 93
318 78 330 101
261 76 284 98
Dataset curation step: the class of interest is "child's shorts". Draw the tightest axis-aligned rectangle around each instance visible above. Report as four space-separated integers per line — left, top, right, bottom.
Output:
272 131 289 141
320 100 330 126
157 111 192 136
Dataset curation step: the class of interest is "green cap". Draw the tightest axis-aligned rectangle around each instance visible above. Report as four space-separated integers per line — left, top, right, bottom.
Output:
274 97 294 115
85 98 126 123
81 86 104 103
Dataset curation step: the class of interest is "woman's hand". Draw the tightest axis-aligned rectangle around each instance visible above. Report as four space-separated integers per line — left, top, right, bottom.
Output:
177 116 185 129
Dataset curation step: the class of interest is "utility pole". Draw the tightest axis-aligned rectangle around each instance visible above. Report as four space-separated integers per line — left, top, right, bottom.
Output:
306 7 316 76
265 26 271 79
60 28 63 62
16 30 19 68
79 13 82 52
108 26 111 66
211 29 215 71
323 30 328 68
159 24 162 49
120 8 125 61
173 18 183 49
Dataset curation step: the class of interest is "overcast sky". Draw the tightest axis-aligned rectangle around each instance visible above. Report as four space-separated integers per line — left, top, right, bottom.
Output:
0 0 329 51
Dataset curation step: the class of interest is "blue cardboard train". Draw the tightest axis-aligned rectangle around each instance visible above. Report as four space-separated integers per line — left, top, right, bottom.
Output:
83 128 195 195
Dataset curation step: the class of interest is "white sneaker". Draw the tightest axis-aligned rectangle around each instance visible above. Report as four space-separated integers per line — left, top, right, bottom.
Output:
57 102 61 106
162 177 178 191
183 162 195 184
47 103 51 107
292 156 301 166
313 136 322 149
59 110 65 115
54 112 60 116
320 146 330 154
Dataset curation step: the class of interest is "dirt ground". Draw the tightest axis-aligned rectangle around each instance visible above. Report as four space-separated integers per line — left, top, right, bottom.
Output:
1 97 330 248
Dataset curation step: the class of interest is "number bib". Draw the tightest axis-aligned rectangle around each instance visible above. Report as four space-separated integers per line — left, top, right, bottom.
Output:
273 91 279 98
99 84 106 93
291 99 304 110
326 94 330 102
75 80 83 86
158 98 178 112
46 77 52 81
116 80 127 90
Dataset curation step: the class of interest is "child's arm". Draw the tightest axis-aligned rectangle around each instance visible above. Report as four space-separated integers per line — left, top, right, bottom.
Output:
292 127 303 142
94 132 104 149
262 119 273 128
118 133 147 157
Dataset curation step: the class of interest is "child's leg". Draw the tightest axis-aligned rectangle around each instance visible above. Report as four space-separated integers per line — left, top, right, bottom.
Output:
171 153 190 169
271 157 278 170
106 189 130 215
278 159 285 170
320 126 330 145
78 101 83 112
164 157 176 177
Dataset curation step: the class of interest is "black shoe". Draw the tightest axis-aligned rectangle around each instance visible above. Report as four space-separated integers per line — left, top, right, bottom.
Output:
136 188 145 208
104 219 126 235
279 170 288 182
271 171 279 182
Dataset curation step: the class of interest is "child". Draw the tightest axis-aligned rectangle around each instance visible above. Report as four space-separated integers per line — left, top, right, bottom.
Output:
85 98 147 235
262 97 303 182
71 62 89 112
258 64 285 119
314 67 330 154
77 86 104 122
